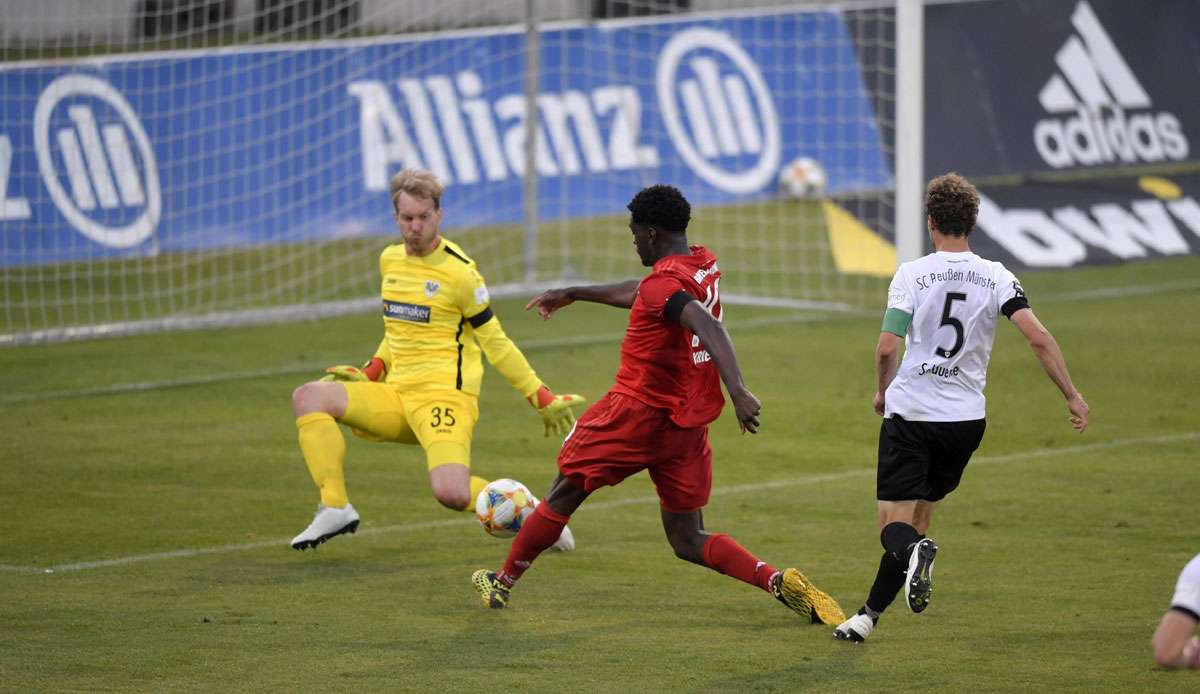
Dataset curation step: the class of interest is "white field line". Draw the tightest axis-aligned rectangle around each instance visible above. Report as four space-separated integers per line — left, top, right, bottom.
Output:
2 431 1195 576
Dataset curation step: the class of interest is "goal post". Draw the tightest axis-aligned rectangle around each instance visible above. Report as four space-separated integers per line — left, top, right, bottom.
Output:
0 0 907 345
895 0 925 264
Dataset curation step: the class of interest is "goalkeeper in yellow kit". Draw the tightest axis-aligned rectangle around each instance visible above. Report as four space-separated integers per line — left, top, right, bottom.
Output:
289 169 585 551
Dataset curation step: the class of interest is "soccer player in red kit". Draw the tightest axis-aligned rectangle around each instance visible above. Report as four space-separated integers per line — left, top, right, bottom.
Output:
471 184 844 624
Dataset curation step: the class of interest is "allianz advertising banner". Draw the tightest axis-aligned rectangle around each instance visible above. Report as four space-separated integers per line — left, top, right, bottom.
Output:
0 11 890 267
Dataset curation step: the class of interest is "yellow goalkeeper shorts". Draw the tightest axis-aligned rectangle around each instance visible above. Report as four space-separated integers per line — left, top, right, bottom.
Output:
340 382 479 470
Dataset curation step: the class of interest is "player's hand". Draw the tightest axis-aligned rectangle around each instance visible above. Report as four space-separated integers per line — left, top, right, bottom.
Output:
730 386 760 434
873 391 886 416
1066 392 1089 433
525 289 574 320
529 385 587 437
319 365 369 383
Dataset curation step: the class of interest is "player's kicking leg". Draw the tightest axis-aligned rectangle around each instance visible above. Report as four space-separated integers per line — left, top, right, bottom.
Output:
662 510 845 625
472 475 589 608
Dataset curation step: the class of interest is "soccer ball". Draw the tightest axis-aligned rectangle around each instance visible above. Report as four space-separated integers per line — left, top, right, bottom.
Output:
475 478 538 538
778 157 828 199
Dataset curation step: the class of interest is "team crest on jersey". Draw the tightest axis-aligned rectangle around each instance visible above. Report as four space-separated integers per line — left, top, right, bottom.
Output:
424 280 440 297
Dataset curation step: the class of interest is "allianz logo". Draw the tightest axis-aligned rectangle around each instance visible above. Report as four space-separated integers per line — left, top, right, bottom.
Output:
1033 1 1188 169
2 74 161 249
976 187 1200 267
350 27 779 195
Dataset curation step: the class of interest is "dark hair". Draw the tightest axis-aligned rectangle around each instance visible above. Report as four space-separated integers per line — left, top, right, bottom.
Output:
627 184 691 233
925 173 979 236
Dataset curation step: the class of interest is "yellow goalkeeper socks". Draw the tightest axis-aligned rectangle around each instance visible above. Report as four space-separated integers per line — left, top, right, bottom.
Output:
468 476 490 513
296 412 349 508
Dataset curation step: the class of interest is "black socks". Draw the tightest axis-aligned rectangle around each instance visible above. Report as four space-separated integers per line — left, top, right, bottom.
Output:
863 522 922 616
881 521 921 563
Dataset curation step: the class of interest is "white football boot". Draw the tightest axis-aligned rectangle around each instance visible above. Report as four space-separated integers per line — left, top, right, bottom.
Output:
833 612 876 643
290 503 360 550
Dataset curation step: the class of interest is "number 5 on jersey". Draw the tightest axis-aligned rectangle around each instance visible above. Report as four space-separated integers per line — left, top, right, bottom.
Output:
936 292 966 358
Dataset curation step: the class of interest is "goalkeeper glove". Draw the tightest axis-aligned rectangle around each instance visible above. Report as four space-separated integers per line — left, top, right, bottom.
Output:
528 384 587 438
319 357 387 383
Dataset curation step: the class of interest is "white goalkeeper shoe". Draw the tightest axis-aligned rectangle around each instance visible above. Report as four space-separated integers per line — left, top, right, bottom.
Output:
549 524 575 552
290 503 360 551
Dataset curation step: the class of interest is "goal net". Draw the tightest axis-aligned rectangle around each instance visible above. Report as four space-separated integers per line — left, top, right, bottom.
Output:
0 0 897 345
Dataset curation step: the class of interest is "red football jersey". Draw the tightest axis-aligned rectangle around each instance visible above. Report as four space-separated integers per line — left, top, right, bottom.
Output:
610 245 725 428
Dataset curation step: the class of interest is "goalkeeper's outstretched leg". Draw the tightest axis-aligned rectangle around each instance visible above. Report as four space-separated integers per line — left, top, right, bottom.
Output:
291 380 356 549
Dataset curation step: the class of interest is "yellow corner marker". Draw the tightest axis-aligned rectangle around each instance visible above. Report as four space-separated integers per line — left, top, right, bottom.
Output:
821 200 897 277
1138 176 1182 201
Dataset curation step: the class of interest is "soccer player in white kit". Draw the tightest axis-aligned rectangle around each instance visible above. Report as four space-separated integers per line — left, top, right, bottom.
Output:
1153 553 1200 669
834 173 1090 643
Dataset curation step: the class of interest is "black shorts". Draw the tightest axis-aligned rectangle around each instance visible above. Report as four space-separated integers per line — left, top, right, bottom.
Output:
876 415 986 502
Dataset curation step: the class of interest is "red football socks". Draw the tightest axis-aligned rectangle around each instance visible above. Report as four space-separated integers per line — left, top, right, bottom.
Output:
497 502 570 587
702 533 777 592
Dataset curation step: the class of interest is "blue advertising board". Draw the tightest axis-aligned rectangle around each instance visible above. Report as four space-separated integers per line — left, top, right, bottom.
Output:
0 10 890 266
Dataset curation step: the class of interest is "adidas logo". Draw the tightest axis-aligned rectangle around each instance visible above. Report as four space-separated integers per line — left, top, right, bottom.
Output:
1032 1 1188 168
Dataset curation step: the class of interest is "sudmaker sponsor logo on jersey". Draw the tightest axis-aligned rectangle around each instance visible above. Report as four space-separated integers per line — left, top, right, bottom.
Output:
383 300 432 323
1032 1 1188 169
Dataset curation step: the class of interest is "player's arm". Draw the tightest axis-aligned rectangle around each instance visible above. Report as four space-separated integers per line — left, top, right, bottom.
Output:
1153 609 1200 669
675 297 760 434
875 308 909 416
319 336 389 382
470 310 586 437
525 280 641 319
1009 308 1089 433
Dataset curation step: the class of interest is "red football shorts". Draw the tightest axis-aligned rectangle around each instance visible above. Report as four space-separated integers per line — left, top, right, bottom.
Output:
557 391 712 514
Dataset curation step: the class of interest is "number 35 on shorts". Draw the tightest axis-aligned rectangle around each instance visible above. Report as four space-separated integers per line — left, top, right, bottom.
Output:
430 406 457 429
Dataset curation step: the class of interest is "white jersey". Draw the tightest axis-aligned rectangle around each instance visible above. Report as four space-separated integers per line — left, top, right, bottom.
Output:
1171 554 1200 619
884 250 1026 422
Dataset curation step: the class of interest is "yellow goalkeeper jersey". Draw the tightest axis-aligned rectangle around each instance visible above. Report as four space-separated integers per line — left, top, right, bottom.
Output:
372 237 541 399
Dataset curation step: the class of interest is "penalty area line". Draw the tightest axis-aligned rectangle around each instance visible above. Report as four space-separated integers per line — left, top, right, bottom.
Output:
2 430 1195 576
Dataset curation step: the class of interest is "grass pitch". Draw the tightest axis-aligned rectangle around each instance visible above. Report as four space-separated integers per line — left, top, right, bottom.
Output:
1 256 1198 692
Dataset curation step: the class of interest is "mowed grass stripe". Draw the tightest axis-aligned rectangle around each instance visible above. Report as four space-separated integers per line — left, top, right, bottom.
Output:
0 310 867 406
4 430 1194 576
4 274 1195 407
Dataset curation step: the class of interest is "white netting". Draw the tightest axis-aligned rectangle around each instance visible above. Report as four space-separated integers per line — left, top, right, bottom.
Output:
0 0 896 344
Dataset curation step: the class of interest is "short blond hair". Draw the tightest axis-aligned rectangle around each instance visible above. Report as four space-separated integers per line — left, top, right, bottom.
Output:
390 169 444 211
